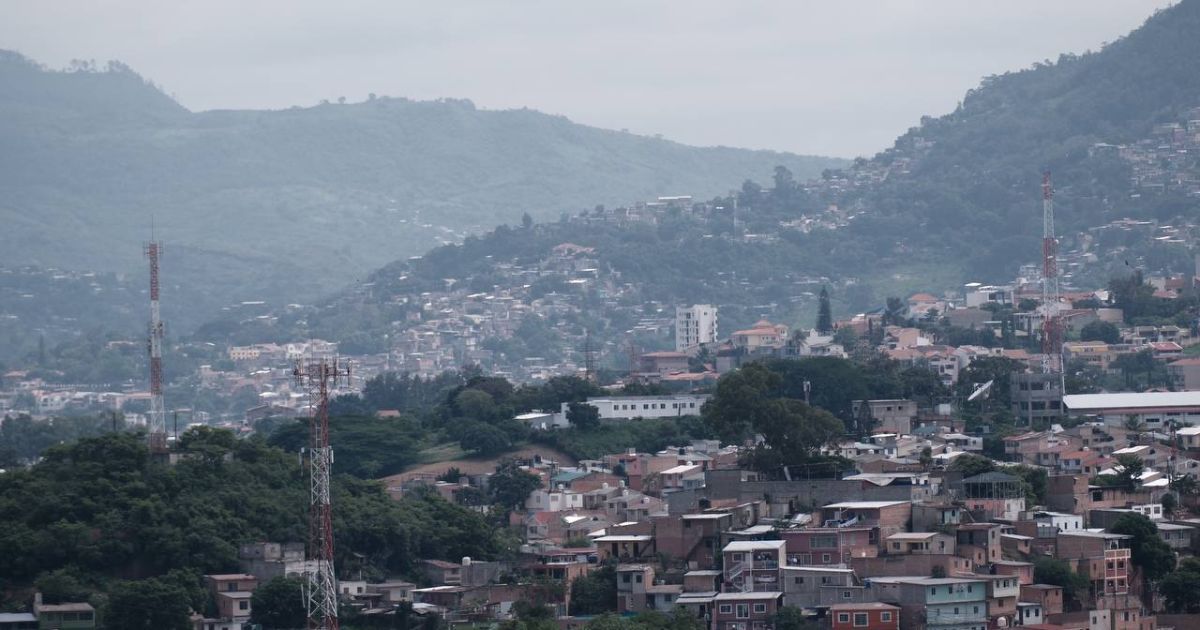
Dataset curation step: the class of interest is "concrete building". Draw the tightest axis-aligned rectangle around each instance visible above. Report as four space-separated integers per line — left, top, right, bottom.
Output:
830 603 900 630
1011 373 1063 426
869 576 987 630
1063 391 1200 430
564 394 709 421
676 305 718 353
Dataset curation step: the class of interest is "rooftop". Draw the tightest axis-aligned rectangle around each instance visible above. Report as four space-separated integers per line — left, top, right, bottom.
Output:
713 591 784 601
1063 391 1200 411
723 540 786 552
823 500 909 509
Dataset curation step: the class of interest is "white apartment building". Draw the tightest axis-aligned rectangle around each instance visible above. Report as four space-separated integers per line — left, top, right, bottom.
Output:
564 394 710 421
675 304 718 353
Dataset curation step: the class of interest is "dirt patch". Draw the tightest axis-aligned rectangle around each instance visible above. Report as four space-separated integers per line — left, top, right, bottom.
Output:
380 444 577 485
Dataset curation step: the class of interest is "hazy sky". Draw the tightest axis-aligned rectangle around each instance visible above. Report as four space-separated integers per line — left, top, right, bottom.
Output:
0 1 1176 157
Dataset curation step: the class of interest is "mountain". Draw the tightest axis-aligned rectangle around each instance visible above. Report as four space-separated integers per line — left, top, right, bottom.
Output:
0 50 845 330
211 0 1200 369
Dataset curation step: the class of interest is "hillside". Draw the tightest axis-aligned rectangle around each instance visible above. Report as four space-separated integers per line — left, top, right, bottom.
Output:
823 0 1200 282
0 50 843 328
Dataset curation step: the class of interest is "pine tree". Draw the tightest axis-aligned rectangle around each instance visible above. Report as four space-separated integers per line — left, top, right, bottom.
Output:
816 286 833 334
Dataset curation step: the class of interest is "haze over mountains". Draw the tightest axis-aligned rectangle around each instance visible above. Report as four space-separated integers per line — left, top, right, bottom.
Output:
0 50 842 326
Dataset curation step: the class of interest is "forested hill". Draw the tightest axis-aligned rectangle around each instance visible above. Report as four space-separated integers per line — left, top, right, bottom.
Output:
0 50 843 328
821 0 1200 282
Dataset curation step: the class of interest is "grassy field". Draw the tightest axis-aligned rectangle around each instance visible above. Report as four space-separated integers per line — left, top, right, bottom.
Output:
380 442 577 485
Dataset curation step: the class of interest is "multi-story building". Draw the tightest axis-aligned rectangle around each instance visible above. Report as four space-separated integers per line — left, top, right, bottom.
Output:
722 540 785 593
676 304 718 353
870 577 987 630
1056 531 1132 598
780 566 860 608
711 591 783 630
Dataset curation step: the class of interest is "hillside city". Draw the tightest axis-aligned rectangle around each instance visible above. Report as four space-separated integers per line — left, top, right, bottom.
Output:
13 3 1200 630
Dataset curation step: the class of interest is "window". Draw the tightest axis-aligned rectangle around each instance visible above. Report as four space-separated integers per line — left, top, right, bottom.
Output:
736 604 749 619
635 574 643 583
853 613 868 627
622 574 631 583
930 587 937 595
753 604 767 614
881 612 892 622
837 613 850 624
811 535 838 549
794 577 803 585
239 601 249 611
719 605 733 614
822 554 832 563
842 591 852 599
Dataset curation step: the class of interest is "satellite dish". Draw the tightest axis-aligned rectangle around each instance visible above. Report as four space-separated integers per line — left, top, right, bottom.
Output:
968 380 995 402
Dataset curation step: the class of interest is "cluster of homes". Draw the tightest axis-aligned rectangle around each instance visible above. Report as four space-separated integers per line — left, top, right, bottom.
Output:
357 388 1200 630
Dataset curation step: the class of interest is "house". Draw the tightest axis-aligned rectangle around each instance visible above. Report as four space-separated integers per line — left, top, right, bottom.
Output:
869 576 987 630
1019 584 1063 616
32 596 95 630
781 527 876 566
958 472 1026 521
1169 358 1200 391
851 399 917 435
422 559 463 585
367 581 415 604
0 613 36 630
780 566 859 608
616 565 682 614
731 320 789 352
639 352 690 375
1056 531 1132 599
722 540 785 593
818 501 913 541
830 603 900 630
564 394 709 422
954 523 1003 566
711 591 784 630
884 532 955 556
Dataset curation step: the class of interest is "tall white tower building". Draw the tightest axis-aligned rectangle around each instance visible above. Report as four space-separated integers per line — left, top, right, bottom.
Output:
675 304 718 353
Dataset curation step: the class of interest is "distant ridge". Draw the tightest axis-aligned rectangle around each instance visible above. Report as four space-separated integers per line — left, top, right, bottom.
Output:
0 50 844 327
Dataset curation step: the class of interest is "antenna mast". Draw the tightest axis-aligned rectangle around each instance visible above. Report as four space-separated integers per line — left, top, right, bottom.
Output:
294 358 350 630
145 233 167 452
1040 172 1062 373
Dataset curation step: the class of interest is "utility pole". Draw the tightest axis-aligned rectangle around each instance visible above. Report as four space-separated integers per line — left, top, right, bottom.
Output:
294 358 350 630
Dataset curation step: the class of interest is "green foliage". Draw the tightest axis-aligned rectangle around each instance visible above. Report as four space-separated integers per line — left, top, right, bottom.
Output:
534 416 713 461
0 413 127 466
585 610 706 630
704 362 845 476
251 576 307 629
1161 557 1200 613
105 577 193 630
1079 320 1122 344
1033 557 1090 611
0 431 510 610
816 286 833 334
489 461 544 511
772 607 820 630
567 403 601 430
1113 454 1146 493
268 415 423 478
1110 512 1176 582
568 563 617 615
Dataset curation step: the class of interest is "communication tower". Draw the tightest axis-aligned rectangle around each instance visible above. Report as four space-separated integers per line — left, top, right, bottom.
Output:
145 238 167 452
293 358 350 630
1040 171 1063 373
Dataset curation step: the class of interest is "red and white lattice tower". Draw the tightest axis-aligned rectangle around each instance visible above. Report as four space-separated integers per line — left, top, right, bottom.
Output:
293 358 349 630
1040 171 1063 373
145 239 167 452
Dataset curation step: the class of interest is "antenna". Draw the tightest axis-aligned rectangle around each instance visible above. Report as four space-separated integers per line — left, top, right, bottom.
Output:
583 329 595 382
1040 172 1062 374
294 358 350 630
145 230 167 453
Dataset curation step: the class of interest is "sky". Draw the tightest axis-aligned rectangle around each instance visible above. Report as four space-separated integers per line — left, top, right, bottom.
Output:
0 1 1177 158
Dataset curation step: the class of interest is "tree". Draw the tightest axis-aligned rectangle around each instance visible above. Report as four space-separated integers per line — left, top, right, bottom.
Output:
1110 512 1176 583
489 461 543 510
34 567 90 604
106 578 193 630
1162 492 1178 517
1161 557 1200 613
569 563 617 615
771 606 819 630
816 286 833 334
522 212 534 229
459 422 511 456
883 297 906 326
919 447 933 471
1079 320 1121 344
567 403 601 430
1033 557 1089 610
1113 454 1146 493
949 454 997 478
251 576 307 630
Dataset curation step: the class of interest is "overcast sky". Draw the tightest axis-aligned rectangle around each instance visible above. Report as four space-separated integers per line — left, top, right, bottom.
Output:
0 1 1176 157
